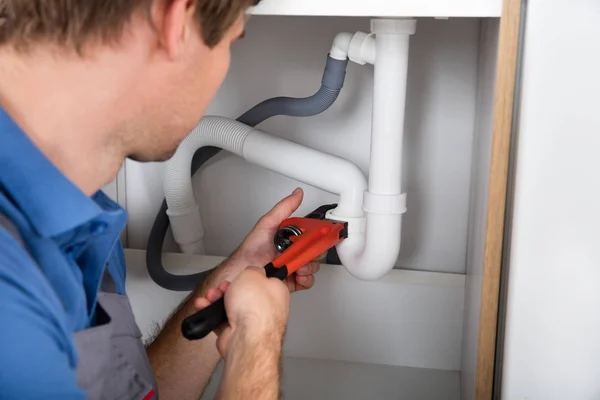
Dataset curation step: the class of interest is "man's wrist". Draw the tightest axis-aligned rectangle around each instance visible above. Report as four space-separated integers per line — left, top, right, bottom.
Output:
227 320 285 361
218 318 284 399
241 314 286 339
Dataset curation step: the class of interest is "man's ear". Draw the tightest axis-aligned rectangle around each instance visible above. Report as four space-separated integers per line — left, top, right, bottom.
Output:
156 0 196 59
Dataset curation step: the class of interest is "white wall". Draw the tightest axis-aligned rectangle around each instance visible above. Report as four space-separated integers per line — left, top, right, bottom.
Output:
461 18 498 400
125 16 481 274
501 1 600 399
102 179 117 201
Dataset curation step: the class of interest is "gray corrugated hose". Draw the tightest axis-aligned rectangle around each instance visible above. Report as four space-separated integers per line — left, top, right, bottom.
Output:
147 56 349 291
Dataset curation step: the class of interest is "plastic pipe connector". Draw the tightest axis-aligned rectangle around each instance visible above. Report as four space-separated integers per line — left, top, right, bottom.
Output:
243 129 367 217
329 32 353 60
330 31 376 65
348 32 376 65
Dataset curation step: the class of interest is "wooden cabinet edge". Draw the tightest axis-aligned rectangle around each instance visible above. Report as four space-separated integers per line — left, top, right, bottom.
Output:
476 0 524 398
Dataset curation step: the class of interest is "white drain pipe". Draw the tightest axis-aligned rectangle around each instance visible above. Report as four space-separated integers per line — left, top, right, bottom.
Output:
163 19 416 280
164 117 367 254
163 31 374 255
331 19 416 280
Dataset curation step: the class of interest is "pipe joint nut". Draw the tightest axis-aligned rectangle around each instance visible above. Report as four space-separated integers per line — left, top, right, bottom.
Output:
348 32 376 65
325 210 366 235
362 191 407 215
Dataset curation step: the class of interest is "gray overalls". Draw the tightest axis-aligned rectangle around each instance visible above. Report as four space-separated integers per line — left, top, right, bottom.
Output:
0 213 158 399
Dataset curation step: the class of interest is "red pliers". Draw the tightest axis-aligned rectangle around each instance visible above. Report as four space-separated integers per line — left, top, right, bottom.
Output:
182 204 347 340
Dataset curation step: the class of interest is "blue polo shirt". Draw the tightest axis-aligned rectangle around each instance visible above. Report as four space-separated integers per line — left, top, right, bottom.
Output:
0 106 129 398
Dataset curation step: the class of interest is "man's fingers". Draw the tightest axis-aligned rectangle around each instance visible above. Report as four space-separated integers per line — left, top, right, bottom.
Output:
195 281 231 307
217 281 230 293
295 274 315 290
194 297 212 310
287 261 320 292
296 261 320 276
195 283 229 309
205 288 224 302
214 324 226 337
258 188 303 227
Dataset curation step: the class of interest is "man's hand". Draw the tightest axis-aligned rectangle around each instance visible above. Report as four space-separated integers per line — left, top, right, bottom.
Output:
195 268 290 399
147 188 321 400
213 188 322 293
195 268 289 357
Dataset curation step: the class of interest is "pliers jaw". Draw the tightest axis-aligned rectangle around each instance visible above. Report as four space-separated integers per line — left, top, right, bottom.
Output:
266 204 348 279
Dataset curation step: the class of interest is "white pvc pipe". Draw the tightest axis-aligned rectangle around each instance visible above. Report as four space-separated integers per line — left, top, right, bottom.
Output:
369 20 413 195
164 30 374 255
164 117 367 254
330 32 353 60
243 131 366 217
332 18 416 280
164 20 416 281
164 117 253 254
330 31 376 66
334 214 403 280
348 32 377 66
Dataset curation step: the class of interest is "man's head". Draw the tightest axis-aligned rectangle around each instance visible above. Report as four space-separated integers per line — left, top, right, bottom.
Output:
0 0 258 163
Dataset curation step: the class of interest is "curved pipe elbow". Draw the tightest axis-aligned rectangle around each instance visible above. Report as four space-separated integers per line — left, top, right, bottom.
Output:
330 32 354 60
330 31 376 66
164 117 252 253
164 116 252 211
333 213 402 280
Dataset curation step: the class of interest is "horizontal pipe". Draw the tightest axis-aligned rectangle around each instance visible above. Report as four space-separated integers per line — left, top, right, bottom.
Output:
243 131 366 218
164 117 367 253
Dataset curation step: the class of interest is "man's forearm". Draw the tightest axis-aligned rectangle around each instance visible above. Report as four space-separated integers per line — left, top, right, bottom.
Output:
217 326 284 400
146 267 229 400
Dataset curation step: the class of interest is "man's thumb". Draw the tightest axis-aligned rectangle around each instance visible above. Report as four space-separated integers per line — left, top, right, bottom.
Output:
260 188 303 226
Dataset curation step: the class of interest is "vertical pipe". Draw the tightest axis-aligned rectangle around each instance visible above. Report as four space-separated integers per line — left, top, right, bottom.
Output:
333 19 416 281
368 19 416 196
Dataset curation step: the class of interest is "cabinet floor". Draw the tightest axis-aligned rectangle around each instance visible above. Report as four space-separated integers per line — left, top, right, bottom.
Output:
203 356 461 400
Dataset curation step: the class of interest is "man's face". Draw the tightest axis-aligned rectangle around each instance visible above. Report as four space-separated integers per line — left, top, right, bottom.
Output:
126 13 246 162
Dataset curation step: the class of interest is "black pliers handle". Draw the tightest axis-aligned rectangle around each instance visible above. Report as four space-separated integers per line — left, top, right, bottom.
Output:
181 204 347 341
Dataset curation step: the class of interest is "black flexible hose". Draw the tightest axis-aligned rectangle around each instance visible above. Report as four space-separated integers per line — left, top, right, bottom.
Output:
146 147 222 290
147 56 348 291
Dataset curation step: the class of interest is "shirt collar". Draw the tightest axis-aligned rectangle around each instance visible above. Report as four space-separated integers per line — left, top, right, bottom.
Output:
0 106 103 238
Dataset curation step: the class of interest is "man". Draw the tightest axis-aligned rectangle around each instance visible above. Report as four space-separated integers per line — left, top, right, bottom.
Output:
0 1 320 399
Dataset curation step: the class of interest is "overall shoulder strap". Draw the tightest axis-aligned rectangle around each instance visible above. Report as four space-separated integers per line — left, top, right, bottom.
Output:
0 212 27 249
0 184 29 252
0 211 41 275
